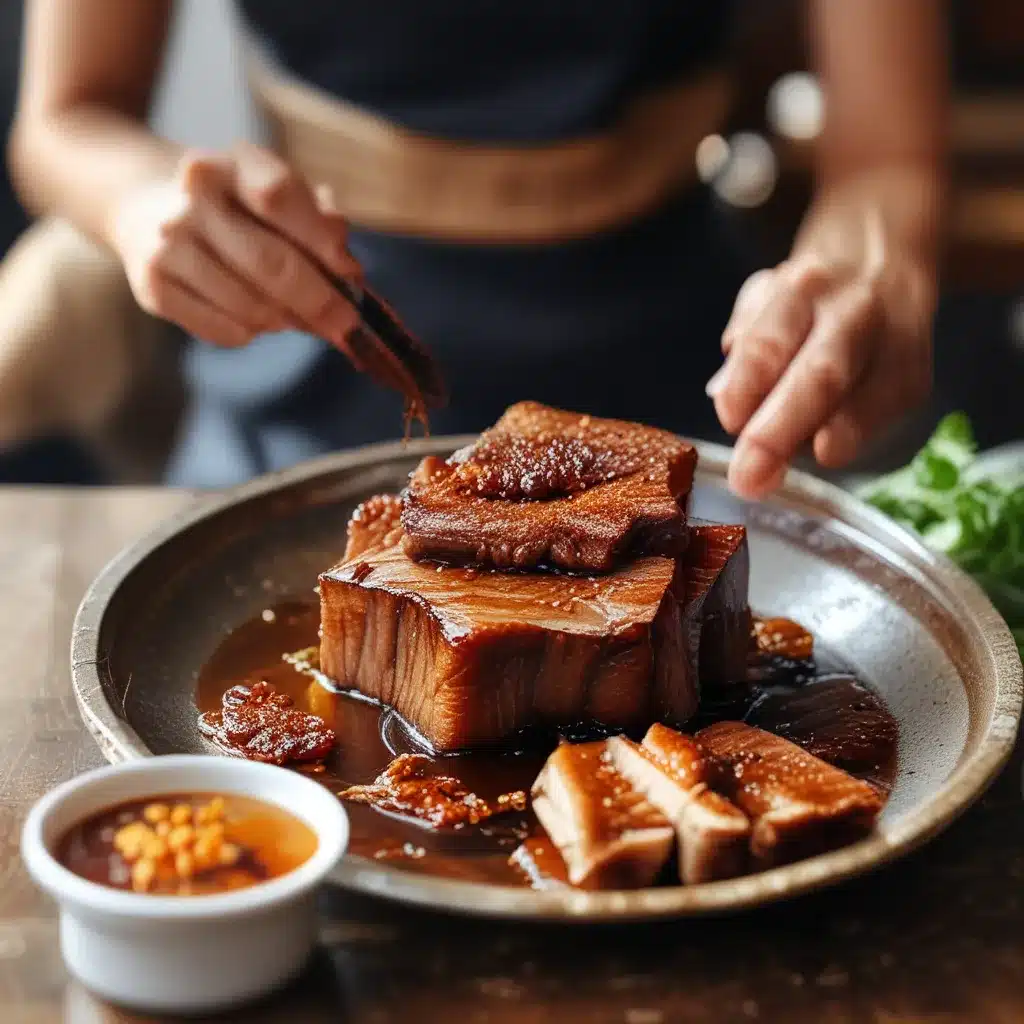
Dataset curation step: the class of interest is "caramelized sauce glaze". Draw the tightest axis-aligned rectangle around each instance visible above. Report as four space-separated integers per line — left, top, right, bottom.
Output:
195 604 898 887
454 435 632 499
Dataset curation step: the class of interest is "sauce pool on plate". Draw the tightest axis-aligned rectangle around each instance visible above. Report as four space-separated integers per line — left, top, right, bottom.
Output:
58 793 318 895
193 603 900 889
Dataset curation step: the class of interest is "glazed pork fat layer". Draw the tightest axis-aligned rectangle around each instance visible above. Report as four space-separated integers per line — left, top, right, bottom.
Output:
401 402 697 573
530 741 675 888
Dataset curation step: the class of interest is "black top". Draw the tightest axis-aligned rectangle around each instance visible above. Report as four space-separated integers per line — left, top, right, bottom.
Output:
240 0 732 140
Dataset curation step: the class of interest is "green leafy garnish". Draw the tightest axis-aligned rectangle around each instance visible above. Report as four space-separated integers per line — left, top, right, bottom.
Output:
859 414 1024 657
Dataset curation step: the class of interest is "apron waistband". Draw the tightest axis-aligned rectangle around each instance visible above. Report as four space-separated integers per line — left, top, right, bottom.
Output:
248 60 732 244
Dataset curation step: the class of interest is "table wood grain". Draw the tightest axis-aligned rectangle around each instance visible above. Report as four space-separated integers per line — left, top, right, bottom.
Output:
0 487 1022 1024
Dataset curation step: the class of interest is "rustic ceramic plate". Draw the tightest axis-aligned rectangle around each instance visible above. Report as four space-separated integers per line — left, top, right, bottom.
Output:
71 439 1022 921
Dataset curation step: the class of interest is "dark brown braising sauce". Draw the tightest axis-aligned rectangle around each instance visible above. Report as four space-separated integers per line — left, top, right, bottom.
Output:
58 793 318 895
195 604 898 887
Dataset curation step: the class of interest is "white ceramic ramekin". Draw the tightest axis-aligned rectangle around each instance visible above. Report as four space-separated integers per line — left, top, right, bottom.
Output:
21 754 349 1015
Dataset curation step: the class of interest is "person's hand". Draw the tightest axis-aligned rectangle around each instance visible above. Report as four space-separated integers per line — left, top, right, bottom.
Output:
708 216 936 499
108 142 363 352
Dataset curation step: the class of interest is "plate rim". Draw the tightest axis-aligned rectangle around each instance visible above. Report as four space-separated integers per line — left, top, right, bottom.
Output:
70 437 1023 921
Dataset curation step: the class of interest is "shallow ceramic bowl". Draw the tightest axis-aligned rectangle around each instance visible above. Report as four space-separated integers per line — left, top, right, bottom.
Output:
70 438 1022 921
21 755 349 1014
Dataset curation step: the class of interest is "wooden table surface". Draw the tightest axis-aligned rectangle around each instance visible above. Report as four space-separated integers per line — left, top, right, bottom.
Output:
1 487 1022 1024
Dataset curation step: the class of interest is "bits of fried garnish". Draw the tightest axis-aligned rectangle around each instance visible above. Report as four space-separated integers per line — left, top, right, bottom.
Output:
131 858 156 893
112 797 246 892
170 803 193 827
338 753 527 829
143 837 169 861
752 616 814 661
167 825 195 852
195 796 226 826
175 851 195 880
113 821 149 862
119 840 145 864
143 803 170 824
113 821 147 847
495 791 528 811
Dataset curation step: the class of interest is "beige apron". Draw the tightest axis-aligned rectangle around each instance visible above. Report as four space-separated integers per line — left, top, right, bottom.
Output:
249 62 732 243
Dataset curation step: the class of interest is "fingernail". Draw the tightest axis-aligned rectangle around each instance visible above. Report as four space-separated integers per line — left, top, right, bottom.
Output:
729 444 785 499
314 182 338 213
706 364 729 397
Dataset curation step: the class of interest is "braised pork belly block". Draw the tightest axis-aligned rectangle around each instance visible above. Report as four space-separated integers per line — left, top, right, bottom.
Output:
606 724 750 883
683 522 751 691
530 741 675 888
696 721 884 866
401 402 698 573
319 497 699 751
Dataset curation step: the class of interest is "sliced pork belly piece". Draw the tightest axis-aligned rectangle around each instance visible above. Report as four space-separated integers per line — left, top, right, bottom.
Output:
606 724 749 883
401 402 697 572
696 721 884 867
682 522 752 691
530 741 674 889
319 498 698 751
509 836 572 890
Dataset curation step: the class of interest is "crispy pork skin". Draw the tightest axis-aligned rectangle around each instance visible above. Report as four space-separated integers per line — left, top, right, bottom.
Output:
401 402 697 572
530 741 674 888
342 493 404 560
696 721 884 866
198 681 335 766
319 498 698 751
337 753 525 828
606 725 749 883
683 522 752 691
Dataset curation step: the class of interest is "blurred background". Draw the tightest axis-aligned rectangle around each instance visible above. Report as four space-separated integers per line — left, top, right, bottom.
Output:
0 0 1021 485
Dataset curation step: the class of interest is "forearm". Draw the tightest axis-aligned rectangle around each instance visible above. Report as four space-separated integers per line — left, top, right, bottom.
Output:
11 0 176 246
802 0 947 270
9 107 181 247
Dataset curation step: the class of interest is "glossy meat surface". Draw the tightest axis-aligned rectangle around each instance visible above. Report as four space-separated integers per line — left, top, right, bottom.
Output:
319 497 698 750
531 741 674 888
696 721 884 866
401 402 697 572
607 725 749 883
683 521 751 691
